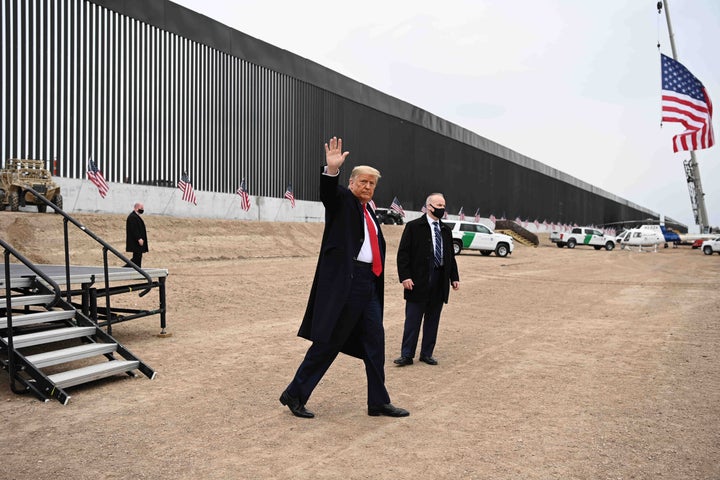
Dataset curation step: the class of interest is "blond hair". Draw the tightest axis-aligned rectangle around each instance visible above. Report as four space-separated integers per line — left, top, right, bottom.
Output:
350 165 381 180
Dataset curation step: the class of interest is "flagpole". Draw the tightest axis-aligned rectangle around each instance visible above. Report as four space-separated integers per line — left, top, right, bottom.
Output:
660 0 710 232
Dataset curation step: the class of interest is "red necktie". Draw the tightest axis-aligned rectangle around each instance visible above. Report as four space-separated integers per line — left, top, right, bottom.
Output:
363 204 383 277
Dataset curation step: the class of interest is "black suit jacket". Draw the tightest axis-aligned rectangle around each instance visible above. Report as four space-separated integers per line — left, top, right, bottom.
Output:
125 211 148 253
396 215 459 304
297 171 385 357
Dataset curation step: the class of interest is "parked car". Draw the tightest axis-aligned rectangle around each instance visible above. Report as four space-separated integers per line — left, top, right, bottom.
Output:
374 208 404 225
701 237 720 255
549 226 616 251
443 221 514 257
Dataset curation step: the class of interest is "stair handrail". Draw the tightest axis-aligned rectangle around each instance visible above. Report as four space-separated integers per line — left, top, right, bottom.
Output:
1 238 64 394
22 185 153 294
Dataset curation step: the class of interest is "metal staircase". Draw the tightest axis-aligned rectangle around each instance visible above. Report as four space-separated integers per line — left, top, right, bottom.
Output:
1 254 155 405
1 187 157 404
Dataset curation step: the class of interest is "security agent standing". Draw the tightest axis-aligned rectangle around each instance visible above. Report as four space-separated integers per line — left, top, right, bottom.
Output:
394 193 459 366
125 202 148 268
279 136 409 419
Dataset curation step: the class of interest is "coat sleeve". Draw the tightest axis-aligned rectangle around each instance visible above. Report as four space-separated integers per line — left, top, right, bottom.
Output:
396 223 414 281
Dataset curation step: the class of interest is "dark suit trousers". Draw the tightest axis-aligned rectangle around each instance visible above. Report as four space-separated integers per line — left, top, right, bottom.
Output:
287 263 391 407
401 267 444 359
131 251 143 268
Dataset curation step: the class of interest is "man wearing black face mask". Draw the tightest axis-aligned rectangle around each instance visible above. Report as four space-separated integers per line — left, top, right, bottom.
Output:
394 193 459 367
125 202 148 268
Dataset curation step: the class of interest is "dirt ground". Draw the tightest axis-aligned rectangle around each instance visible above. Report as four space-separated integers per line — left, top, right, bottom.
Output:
1 212 719 480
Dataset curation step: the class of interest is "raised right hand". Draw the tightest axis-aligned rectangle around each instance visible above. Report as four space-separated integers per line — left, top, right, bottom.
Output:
324 137 349 175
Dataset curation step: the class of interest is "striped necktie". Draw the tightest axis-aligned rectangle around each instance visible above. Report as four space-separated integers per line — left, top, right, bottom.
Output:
433 221 442 267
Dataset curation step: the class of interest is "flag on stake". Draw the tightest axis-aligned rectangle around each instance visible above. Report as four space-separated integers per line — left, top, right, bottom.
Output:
284 184 295 208
178 172 197 205
237 178 251 211
390 196 405 217
87 158 109 198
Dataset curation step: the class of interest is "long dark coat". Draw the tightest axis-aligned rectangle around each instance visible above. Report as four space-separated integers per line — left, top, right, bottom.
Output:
297 172 385 358
125 211 148 253
396 214 459 304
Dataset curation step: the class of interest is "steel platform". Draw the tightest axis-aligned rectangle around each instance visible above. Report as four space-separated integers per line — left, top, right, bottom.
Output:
1 263 168 289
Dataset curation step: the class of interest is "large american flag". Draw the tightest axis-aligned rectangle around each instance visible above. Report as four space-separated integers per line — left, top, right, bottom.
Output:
87 158 109 198
237 178 251 211
178 172 197 205
284 183 295 208
390 196 405 217
661 53 715 152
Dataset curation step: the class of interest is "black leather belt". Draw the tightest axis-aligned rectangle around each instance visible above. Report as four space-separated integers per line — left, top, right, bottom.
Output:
353 259 372 268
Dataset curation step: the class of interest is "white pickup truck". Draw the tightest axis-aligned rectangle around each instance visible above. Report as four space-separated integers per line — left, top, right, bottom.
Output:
550 227 616 251
701 236 720 255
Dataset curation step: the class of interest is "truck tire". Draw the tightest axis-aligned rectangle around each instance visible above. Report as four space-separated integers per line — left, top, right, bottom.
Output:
495 243 509 257
53 194 63 212
480 250 492 256
556 242 564 248
703 246 713 255
453 239 463 255
37 204 47 213
605 241 615 251
594 245 602 250
9 191 19 211
566 238 576 249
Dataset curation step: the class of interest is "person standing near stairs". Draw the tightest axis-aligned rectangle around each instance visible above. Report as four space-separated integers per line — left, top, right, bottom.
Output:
124 202 148 268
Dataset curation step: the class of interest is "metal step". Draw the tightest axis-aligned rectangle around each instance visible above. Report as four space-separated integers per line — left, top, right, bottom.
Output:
0 277 32 289
3 326 96 348
25 343 118 368
0 309 76 329
0 294 56 309
48 360 139 389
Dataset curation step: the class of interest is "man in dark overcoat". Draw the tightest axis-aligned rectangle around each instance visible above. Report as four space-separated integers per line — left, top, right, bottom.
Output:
125 202 148 268
280 136 409 419
394 193 460 366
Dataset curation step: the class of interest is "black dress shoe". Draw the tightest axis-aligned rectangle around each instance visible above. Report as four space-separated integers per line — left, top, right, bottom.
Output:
419 356 438 365
393 356 413 366
279 390 315 418
368 403 410 417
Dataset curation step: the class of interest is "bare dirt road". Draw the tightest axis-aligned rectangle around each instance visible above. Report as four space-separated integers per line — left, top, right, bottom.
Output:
1 212 719 479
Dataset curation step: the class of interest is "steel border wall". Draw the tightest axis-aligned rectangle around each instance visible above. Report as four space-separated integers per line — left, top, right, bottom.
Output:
0 0 685 230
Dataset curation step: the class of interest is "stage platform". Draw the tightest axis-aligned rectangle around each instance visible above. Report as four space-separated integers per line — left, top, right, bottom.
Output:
2 263 169 334
1 264 168 289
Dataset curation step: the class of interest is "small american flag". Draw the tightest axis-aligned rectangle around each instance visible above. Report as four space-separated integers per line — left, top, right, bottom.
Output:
458 207 465 221
390 196 405 217
87 158 109 198
661 54 715 152
474 208 480 223
178 172 197 205
284 184 295 208
237 178 251 211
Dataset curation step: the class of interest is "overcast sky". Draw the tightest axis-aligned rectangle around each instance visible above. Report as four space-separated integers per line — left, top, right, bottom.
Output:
173 0 720 232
